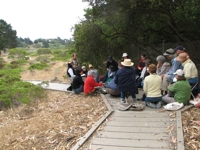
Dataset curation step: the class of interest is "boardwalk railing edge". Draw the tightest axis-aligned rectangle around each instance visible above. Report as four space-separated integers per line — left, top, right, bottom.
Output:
71 94 114 150
176 105 194 150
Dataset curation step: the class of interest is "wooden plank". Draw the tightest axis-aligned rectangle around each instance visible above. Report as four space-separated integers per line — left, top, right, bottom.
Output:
103 126 167 133
100 94 114 111
86 145 171 150
71 111 112 150
106 121 175 127
176 111 185 150
112 111 171 117
97 131 169 140
91 138 170 148
108 117 173 122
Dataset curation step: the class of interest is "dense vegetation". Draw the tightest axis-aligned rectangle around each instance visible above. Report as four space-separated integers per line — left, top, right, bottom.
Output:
0 19 17 52
74 0 200 69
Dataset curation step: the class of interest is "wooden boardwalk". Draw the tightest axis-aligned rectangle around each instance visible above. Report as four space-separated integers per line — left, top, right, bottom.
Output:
81 92 177 150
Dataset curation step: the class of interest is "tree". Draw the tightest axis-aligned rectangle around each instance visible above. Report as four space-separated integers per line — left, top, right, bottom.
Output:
0 19 17 51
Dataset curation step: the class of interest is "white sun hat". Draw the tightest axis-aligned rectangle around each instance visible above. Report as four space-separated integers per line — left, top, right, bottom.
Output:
121 59 134 66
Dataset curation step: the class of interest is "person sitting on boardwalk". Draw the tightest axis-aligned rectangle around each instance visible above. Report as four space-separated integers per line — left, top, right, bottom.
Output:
176 52 199 85
156 55 170 76
81 66 88 81
114 59 138 103
88 64 100 82
121 52 129 61
66 60 76 91
105 76 120 97
161 48 181 95
84 70 104 95
72 68 84 94
143 64 162 108
162 69 191 105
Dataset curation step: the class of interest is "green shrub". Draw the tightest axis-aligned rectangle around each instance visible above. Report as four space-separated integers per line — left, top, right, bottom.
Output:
37 48 52 55
35 55 50 63
0 69 46 110
8 48 28 59
28 62 49 70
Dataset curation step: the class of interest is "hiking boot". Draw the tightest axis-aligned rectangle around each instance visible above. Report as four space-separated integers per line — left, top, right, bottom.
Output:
146 102 156 108
156 101 162 109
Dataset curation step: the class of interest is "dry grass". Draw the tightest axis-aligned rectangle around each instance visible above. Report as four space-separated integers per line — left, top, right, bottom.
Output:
0 91 107 150
0 55 107 150
182 107 200 150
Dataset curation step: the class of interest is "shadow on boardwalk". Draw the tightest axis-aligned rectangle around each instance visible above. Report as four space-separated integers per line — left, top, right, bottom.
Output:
81 92 177 150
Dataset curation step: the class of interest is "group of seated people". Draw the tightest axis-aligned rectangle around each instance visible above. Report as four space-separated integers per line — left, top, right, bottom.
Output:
66 45 199 108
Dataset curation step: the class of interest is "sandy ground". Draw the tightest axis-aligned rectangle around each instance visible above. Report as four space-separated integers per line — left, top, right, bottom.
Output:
0 55 107 150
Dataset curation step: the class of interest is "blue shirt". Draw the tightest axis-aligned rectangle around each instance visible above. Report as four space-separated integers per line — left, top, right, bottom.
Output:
167 58 183 82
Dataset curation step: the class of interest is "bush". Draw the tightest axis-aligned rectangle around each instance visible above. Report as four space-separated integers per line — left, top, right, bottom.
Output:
35 55 50 63
8 48 28 59
28 62 49 70
0 69 46 110
37 48 52 55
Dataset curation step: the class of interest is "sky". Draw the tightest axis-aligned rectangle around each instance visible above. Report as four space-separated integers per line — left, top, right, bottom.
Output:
0 0 89 41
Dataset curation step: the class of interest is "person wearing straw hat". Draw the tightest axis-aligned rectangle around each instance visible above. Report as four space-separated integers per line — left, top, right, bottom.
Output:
176 52 198 84
114 59 138 103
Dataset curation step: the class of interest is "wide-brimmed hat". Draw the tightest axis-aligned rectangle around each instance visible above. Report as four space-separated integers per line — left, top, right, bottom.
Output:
121 59 134 66
176 52 189 62
163 48 175 56
174 69 184 76
122 53 128 57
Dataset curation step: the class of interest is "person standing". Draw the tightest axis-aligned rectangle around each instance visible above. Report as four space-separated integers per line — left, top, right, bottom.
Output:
114 59 137 103
71 53 79 69
143 64 162 108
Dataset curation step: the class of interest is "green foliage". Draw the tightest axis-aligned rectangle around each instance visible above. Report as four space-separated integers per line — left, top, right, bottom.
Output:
35 55 51 63
50 49 69 61
8 48 28 59
37 48 52 55
0 69 45 110
28 62 49 70
0 57 5 68
0 19 17 51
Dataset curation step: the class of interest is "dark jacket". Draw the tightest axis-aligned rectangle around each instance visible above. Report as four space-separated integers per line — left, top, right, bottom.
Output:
106 60 118 72
72 75 84 89
114 67 137 94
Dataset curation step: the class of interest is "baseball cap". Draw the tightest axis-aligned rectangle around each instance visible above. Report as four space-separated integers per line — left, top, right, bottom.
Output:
174 69 184 76
174 46 185 52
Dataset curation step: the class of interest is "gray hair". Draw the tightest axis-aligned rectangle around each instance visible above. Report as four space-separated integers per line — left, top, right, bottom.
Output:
156 55 165 63
87 70 96 78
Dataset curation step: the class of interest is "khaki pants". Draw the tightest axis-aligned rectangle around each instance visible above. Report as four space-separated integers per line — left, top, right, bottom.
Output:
162 96 175 104
162 74 170 91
